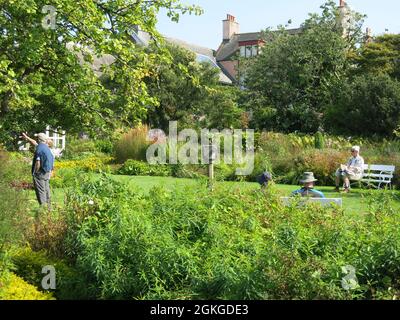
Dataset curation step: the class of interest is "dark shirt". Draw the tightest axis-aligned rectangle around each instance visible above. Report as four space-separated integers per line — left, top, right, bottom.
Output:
32 143 54 174
291 187 325 198
258 171 272 185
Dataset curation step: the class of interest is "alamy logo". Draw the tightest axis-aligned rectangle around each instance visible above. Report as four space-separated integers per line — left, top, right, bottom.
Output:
341 265 359 291
146 122 255 176
41 5 57 30
41 265 56 290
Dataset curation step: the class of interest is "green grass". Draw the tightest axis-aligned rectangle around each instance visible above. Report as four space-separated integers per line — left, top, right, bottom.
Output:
26 174 400 215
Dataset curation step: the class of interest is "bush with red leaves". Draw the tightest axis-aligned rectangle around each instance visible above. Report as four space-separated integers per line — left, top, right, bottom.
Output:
10 181 34 190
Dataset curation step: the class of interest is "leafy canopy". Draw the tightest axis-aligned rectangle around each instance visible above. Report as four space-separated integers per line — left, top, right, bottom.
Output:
0 0 202 145
244 0 365 133
145 43 243 132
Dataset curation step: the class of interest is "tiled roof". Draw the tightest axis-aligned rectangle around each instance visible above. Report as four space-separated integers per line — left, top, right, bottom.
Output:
165 36 216 59
216 28 303 61
238 32 262 42
165 36 232 84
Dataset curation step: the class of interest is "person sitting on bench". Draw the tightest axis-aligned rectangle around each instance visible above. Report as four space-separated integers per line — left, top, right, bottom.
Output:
334 145 364 193
292 172 325 198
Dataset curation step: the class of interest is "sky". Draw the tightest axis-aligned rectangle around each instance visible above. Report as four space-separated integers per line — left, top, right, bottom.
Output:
156 0 400 50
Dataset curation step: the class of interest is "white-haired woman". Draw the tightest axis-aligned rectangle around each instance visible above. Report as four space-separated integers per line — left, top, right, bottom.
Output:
334 146 364 193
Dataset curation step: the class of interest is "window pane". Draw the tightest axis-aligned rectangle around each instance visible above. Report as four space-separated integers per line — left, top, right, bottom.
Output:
252 45 258 56
240 46 245 57
246 46 252 57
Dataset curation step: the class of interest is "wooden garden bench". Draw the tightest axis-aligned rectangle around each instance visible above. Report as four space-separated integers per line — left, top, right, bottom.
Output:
351 164 395 189
280 197 343 207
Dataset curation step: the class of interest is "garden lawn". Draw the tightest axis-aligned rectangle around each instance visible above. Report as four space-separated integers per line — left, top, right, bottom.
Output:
27 174 400 216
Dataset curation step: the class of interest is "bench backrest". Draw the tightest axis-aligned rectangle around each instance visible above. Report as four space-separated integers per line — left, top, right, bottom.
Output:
280 197 342 207
362 164 395 173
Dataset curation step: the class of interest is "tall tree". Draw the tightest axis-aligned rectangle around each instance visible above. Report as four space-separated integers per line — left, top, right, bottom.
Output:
145 44 243 132
352 34 400 80
324 73 400 137
0 0 202 146
244 1 365 133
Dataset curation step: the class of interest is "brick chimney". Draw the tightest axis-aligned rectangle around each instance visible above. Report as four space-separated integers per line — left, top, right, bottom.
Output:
339 0 346 7
223 14 239 42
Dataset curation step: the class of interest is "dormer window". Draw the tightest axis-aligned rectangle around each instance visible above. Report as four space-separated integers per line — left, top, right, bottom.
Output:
240 44 259 58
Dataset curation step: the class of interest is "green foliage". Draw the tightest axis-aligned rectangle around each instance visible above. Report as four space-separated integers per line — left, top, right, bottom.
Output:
55 155 113 172
325 73 400 136
145 44 243 131
0 150 31 270
253 132 400 187
62 139 98 159
315 132 326 149
50 168 84 189
51 155 113 188
214 162 237 181
61 175 400 299
11 247 94 300
0 0 203 145
0 271 55 300
199 86 244 130
95 139 114 155
118 159 171 177
170 163 205 179
353 34 400 80
245 1 362 133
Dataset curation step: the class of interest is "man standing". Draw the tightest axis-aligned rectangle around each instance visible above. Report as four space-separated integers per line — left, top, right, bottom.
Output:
30 133 54 208
334 146 364 193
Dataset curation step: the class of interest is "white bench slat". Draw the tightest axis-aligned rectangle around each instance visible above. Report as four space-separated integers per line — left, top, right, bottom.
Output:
362 174 393 179
361 178 391 183
280 197 342 207
363 164 395 172
351 164 396 189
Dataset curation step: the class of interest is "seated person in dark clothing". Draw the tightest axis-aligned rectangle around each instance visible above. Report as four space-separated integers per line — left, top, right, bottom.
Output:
292 172 325 198
257 171 272 190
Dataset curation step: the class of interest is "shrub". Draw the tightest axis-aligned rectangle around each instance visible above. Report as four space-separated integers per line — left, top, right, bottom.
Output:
55 155 113 171
214 162 237 181
0 150 31 271
315 132 325 149
325 73 400 137
114 126 150 163
118 159 171 177
95 139 114 155
50 168 84 188
62 138 98 159
0 150 32 185
170 163 205 179
294 149 348 186
0 272 55 300
11 247 94 300
62 175 400 300
25 208 68 259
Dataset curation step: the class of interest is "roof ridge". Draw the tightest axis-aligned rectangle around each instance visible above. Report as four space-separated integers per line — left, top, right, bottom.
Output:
164 35 214 51
237 31 262 35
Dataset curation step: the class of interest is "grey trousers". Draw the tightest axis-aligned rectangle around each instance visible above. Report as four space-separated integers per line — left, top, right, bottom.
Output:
33 172 51 207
